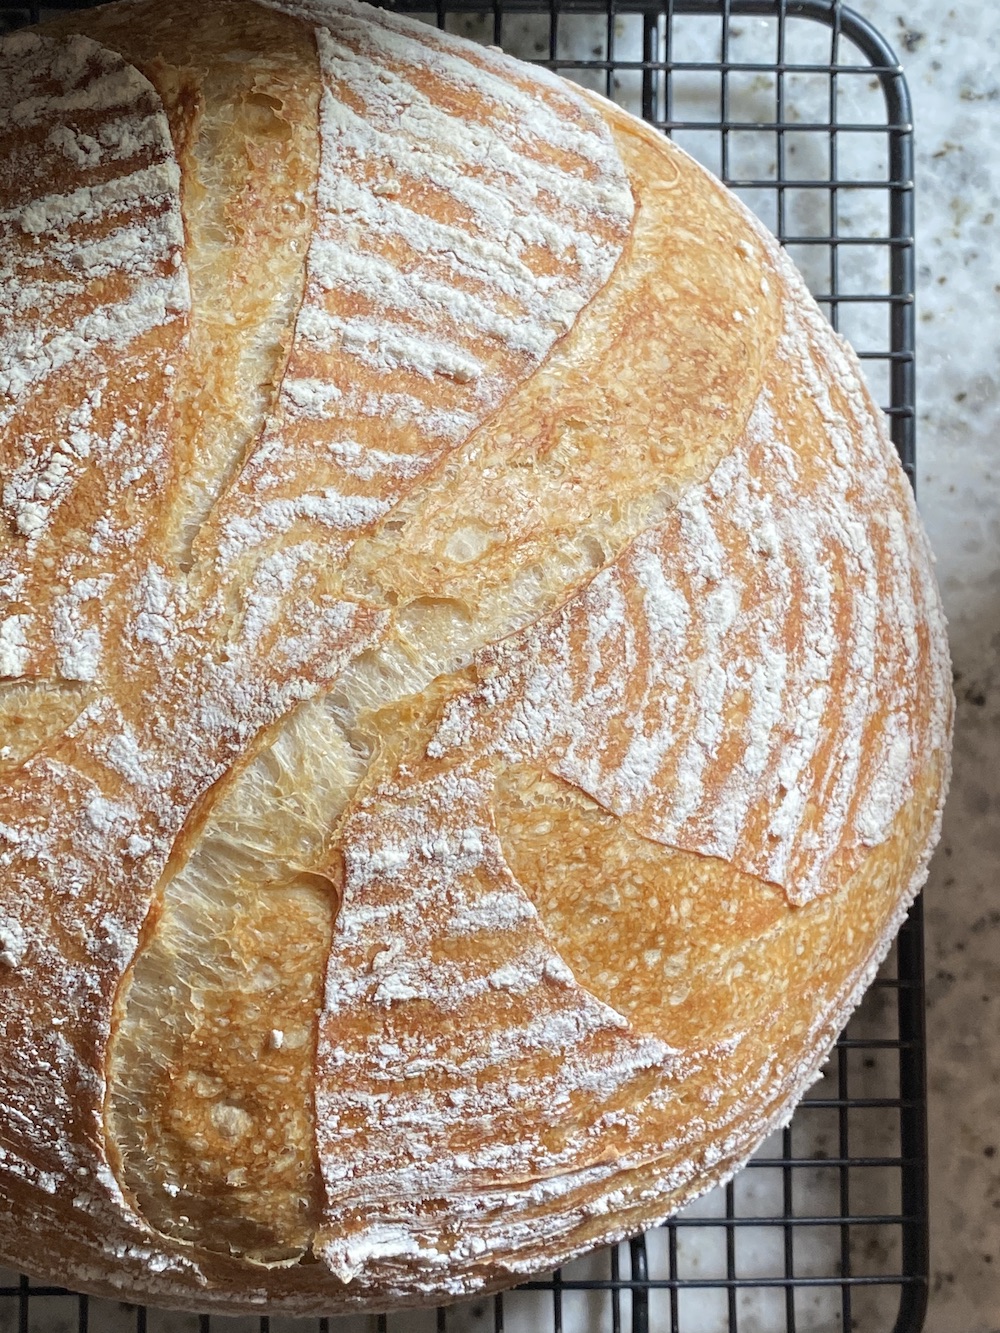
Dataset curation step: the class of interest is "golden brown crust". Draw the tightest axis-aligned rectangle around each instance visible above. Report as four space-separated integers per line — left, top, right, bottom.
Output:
0 0 950 1314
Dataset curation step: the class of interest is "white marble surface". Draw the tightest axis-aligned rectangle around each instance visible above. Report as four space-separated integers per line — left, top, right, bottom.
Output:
0 3 997 1332
872 5 1000 1330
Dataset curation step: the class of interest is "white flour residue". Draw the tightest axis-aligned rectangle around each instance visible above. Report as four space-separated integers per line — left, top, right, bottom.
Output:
297 306 484 385
45 110 166 171
0 34 187 432
51 577 113 682
0 915 27 968
216 491 392 565
0 616 31 679
2 160 183 237
323 439 429 483
0 275 186 428
343 388 477 443
281 376 342 419
0 33 153 132
131 565 178 650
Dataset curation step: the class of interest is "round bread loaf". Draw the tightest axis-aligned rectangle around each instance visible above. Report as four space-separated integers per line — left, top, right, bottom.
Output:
0 0 951 1314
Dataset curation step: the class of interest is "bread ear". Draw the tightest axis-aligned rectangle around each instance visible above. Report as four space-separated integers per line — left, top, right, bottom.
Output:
199 0 636 583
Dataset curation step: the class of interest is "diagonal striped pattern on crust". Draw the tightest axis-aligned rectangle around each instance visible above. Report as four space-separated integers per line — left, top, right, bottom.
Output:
200 0 633 572
0 30 188 681
428 283 951 907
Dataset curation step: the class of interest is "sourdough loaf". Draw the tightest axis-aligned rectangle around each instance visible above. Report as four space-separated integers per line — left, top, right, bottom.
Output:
0 0 951 1314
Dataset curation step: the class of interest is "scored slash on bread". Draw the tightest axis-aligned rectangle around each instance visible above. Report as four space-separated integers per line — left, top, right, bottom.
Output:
0 0 950 1314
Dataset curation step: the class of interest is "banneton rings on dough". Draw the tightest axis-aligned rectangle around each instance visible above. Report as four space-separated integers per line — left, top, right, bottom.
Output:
0 0 950 1314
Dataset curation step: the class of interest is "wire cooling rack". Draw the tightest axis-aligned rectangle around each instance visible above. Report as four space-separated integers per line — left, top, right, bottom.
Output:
0 2 925 1331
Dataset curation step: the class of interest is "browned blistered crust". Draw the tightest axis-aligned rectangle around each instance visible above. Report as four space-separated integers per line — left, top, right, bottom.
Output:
0 0 950 1314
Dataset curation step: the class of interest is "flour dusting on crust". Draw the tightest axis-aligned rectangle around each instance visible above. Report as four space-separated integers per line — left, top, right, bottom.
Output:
429 293 951 906
0 30 188 679
207 0 633 567
314 763 688 1285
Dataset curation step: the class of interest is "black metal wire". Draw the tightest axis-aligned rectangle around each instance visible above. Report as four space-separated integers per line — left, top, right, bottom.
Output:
0 2 925 1330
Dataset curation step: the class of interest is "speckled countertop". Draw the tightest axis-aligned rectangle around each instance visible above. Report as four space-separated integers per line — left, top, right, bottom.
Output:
876 5 1000 1329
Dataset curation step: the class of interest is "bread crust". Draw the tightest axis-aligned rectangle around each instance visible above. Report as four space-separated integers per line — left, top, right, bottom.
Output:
0 0 950 1313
